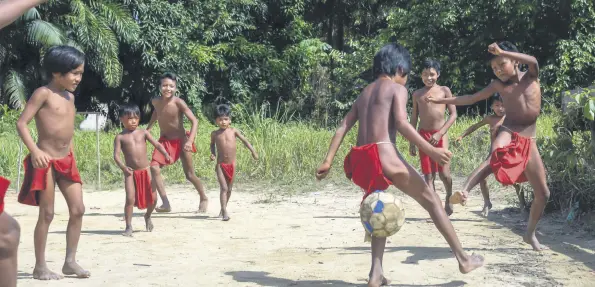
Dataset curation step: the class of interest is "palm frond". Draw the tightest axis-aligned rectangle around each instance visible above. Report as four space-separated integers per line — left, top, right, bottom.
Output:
27 20 65 47
20 8 41 22
3 70 27 110
89 1 140 44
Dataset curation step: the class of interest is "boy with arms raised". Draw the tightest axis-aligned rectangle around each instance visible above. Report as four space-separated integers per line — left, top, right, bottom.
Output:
113 104 172 236
209 104 258 221
455 94 524 217
16 45 90 280
409 59 457 215
316 43 484 287
1 1 49 285
147 73 209 213
427 41 550 251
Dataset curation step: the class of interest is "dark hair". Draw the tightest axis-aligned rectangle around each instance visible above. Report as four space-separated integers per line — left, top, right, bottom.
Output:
373 43 411 77
491 93 503 104
423 58 441 74
214 104 231 118
43 46 85 80
118 103 140 118
160 72 177 83
490 41 519 60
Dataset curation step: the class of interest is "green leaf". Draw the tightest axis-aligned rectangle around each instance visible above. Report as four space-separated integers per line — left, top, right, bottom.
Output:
584 99 595 121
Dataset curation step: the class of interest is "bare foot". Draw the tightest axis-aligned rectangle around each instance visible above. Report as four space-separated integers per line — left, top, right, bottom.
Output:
198 198 209 213
145 215 154 232
122 227 133 237
458 253 485 274
62 261 91 278
222 210 230 221
445 203 454 216
449 191 467 206
33 266 63 280
155 205 171 213
481 202 492 217
218 210 223 217
523 234 549 251
368 274 390 287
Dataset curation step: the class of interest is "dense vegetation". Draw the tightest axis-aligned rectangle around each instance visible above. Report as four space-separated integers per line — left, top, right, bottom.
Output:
0 1 594 215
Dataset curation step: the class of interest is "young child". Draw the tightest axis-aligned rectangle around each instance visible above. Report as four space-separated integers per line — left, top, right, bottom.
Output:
210 104 258 221
1 1 49 285
16 45 90 280
146 73 209 213
455 94 524 217
113 104 172 236
316 43 483 287
427 41 551 251
409 59 458 215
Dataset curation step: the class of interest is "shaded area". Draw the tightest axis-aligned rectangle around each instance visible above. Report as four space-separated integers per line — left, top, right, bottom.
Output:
341 246 521 264
470 209 595 271
225 271 468 287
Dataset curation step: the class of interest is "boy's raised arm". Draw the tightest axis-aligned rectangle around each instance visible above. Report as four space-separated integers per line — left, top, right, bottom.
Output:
316 103 358 179
235 129 258 160
427 82 499 106
489 43 539 78
0 0 47 29
458 117 489 141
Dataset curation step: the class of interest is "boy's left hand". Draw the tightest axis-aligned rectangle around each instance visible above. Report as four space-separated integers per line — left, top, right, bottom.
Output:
488 43 503 55
165 155 173 163
430 132 443 145
183 140 193 152
316 162 331 181
252 153 259 160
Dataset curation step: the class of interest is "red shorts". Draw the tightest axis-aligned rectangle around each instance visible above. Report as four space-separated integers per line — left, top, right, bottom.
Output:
0 176 10 214
151 131 196 167
490 132 531 185
343 143 392 200
133 168 154 210
418 129 444 175
220 162 236 183
18 151 82 206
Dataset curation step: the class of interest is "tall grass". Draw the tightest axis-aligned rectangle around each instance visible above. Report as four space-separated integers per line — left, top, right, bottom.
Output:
0 106 556 192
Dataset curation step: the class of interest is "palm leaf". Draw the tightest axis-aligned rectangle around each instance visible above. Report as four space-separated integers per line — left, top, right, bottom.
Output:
19 8 41 22
3 70 27 110
27 20 65 47
89 1 140 44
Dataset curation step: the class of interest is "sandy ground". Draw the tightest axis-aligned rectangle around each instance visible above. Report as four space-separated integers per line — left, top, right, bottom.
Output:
5 178 595 287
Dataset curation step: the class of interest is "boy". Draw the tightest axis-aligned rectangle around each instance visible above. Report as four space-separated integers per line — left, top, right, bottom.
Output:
113 104 172 236
316 43 483 287
427 41 550 251
16 45 90 280
409 59 457 215
1 1 49 285
209 104 258 221
147 73 209 213
455 94 524 217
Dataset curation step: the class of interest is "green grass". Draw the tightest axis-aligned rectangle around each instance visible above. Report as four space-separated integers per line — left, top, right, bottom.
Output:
0 111 556 192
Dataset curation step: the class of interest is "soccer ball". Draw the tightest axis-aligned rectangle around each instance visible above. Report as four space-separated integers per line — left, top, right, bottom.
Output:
359 191 406 238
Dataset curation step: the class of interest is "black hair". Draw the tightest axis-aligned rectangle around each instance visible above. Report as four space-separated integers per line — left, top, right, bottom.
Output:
160 72 177 83
491 93 503 104
118 103 140 118
490 41 519 60
214 104 231 118
373 43 411 77
43 45 85 80
423 58 441 74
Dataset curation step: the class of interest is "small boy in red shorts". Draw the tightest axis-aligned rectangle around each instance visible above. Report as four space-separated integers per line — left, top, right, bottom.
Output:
316 43 483 287
147 73 209 213
410 59 458 215
16 45 90 280
210 104 258 221
113 104 171 236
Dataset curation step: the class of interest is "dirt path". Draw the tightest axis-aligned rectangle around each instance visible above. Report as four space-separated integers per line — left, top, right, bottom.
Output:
5 179 595 286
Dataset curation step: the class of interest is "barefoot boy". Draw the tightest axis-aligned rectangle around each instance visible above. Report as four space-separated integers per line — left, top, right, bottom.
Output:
16 45 90 280
147 73 209 213
209 104 258 221
455 94 524 217
113 104 172 236
427 41 551 251
1 1 49 285
409 59 457 215
316 43 484 287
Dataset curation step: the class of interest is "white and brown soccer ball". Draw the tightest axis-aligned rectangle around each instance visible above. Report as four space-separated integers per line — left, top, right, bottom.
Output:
359 191 406 238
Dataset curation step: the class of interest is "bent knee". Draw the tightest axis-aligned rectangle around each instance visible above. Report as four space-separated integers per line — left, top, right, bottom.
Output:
0 216 20 255
69 204 86 218
185 171 197 181
534 187 550 200
39 208 55 223
150 166 161 175
438 172 451 182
